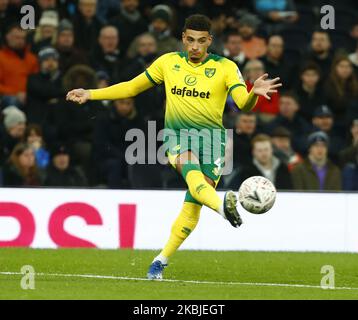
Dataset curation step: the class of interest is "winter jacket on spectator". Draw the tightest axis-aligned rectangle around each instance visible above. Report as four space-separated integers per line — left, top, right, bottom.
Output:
240 156 293 190
0 45 38 96
109 6 148 55
342 161 358 191
72 12 102 52
26 70 65 125
44 163 88 187
291 158 342 191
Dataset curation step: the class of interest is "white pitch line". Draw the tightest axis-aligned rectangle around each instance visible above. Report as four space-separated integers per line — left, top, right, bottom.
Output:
1 271 358 291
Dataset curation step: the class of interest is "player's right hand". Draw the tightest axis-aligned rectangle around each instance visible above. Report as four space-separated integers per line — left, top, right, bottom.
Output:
66 88 90 104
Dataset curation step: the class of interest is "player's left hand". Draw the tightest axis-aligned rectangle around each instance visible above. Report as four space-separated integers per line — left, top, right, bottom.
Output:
253 74 282 100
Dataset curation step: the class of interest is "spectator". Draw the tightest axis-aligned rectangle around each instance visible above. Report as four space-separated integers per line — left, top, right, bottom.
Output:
243 59 279 122
0 0 17 45
31 10 59 54
339 119 358 167
45 143 88 187
222 31 248 70
109 0 148 55
271 126 302 171
60 64 104 177
348 41 358 71
96 0 119 24
24 124 50 169
3 142 43 187
121 32 157 73
260 34 295 89
295 62 325 122
311 105 345 163
72 0 102 51
240 133 292 189
34 0 57 23
304 30 333 79
94 98 144 188
90 25 122 83
342 147 358 191
26 47 65 126
209 13 227 55
238 13 267 59
146 5 181 56
324 55 358 128
55 19 88 74
253 0 298 35
291 131 342 191
266 92 311 153
173 0 206 38
231 112 257 168
0 24 39 107
0 106 26 165
118 33 164 123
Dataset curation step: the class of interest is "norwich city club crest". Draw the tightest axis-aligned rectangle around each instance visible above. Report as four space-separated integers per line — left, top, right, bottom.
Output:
205 68 216 78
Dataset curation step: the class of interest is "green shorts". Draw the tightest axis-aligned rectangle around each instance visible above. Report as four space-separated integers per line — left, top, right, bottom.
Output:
164 127 226 183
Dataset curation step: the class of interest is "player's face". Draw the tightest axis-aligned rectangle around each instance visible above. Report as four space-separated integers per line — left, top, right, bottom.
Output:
253 141 273 165
182 29 212 63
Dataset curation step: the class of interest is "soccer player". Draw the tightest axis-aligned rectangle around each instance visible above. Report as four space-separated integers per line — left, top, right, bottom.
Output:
66 14 282 280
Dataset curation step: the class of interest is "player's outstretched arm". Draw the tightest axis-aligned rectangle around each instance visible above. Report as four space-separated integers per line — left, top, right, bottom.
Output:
66 72 154 104
231 73 282 112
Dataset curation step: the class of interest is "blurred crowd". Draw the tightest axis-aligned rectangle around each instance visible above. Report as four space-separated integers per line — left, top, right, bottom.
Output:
0 0 357 191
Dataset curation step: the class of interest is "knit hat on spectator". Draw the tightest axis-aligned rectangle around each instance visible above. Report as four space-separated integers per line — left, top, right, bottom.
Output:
313 105 333 118
50 143 70 158
151 5 171 23
38 47 59 63
239 14 260 29
2 106 26 130
307 131 329 148
58 19 73 34
39 10 59 28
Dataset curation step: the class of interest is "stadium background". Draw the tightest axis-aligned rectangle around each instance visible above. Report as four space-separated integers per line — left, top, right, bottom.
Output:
0 0 358 300
0 0 357 191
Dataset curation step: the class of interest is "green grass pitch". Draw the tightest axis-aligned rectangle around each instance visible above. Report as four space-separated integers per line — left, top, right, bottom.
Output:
0 248 357 300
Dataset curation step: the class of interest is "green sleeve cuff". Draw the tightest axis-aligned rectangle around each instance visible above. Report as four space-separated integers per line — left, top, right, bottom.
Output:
145 70 157 86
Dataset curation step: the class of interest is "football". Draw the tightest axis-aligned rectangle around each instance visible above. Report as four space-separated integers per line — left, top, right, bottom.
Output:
238 176 277 214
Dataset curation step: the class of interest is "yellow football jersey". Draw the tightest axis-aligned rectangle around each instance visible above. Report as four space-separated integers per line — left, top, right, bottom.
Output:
145 51 246 131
